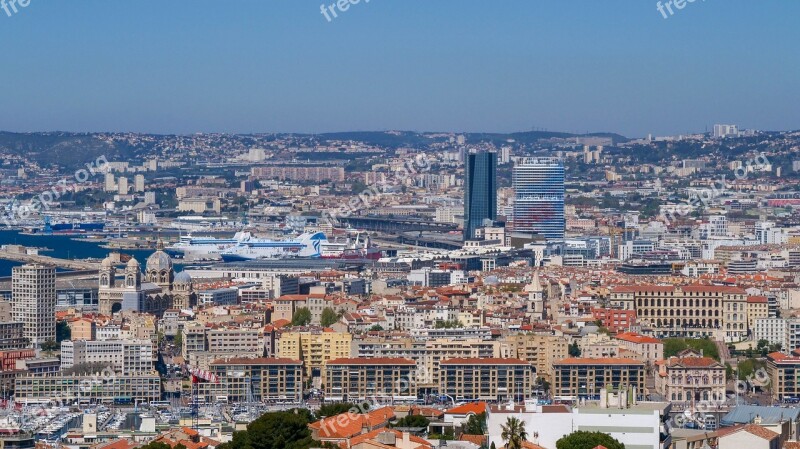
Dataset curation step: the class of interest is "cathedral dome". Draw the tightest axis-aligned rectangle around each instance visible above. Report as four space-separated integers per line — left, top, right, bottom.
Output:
146 251 172 272
174 271 192 284
127 257 140 268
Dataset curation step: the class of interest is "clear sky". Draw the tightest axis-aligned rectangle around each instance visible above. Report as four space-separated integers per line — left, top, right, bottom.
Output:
0 0 798 137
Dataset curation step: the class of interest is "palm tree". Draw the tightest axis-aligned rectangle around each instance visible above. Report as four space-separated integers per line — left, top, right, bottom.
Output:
501 416 528 449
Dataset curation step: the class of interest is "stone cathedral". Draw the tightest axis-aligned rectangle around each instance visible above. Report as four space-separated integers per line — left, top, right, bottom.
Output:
98 240 196 316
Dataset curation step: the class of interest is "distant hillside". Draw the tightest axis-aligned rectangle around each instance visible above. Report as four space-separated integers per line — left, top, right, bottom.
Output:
0 129 630 169
0 132 134 169
316 130 630 148
465 131 630 145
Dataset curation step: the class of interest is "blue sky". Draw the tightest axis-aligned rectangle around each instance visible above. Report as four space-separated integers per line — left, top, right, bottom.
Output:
0 0 798 137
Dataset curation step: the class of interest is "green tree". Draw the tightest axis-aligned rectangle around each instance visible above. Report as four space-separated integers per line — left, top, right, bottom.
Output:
174 331 183 352
463 412 486 435
41 339 59 352
56 321 72 342
392 414 430 428
435 320 463 329
725 362 734 381
140 443 187 449
320 308 339 327
292 307 312 326
218 409 314 449
663 338 719 361
556 431 624 449
317 403 364 418
369 324 384 332
501 416 528 449
737 359 766 381
568 341 581 357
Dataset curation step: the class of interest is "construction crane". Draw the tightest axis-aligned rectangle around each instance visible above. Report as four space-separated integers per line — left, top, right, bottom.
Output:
188 366 219 431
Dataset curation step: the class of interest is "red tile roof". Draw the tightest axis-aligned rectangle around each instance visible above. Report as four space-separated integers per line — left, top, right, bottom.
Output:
663 356 722 368
445 402 487 415
615 332 661 344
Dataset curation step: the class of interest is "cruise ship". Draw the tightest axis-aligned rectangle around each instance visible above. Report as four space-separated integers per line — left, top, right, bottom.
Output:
219 232 328 262
165 231 252 259
320 233 382 260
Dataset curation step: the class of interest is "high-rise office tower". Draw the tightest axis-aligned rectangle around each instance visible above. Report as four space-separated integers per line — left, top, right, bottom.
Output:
12 264 56 347
463 151 497 241
512 157 565 239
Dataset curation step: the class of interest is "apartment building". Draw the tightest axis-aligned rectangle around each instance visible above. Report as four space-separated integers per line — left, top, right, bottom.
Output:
15 372 161 404
197 288 238 306
0 321 26 350
591 308 637 333
277 329 352 381
754 318 786 347
655 350 726 402
439 358 534 402
354 336 500 387
613 332 664 365
553 357 646 399
206 327 263 353
251 165 345 182
67 318 96 341
500 333 569 382
60 339 155 375
272 295 310 323
609 284 748 342
325 358 417 402
766 352 800 401
12 264 56 347
199 357 303 403
177 197 221 214
181 321 208 354
747 296 770 332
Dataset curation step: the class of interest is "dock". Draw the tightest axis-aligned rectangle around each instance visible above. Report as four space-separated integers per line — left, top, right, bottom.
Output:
0 248 100 270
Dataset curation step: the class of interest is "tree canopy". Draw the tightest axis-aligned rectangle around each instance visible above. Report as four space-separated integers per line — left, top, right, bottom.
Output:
218 409 315 449
392 414 430 429
320 308 340 327
56 321 72 342
501 416 527 449
556 431 625 449
663 338 719 361
292 307 312 326
463 412 486 435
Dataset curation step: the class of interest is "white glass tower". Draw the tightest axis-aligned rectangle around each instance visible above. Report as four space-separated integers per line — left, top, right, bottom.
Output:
512 157 565 239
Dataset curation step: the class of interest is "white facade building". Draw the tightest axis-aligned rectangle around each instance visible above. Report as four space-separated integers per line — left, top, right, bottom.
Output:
60 339 154 375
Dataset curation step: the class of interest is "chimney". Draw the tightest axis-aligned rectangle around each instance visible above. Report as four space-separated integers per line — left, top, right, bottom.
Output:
402 431 410 447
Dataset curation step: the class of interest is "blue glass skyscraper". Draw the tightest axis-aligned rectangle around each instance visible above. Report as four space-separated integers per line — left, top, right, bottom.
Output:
512 157 565 240
463 151 497 241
